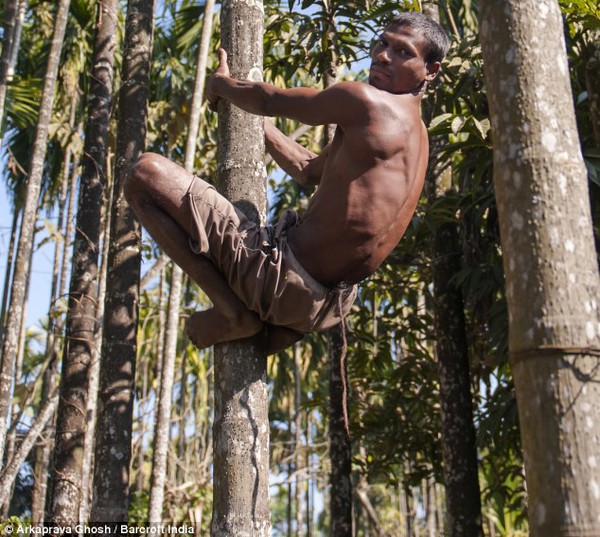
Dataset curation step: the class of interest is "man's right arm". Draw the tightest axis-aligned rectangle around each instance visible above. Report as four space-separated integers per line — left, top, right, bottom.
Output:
264 119 328 187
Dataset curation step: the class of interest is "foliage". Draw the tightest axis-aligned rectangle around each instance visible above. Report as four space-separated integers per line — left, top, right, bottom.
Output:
0 0 597 531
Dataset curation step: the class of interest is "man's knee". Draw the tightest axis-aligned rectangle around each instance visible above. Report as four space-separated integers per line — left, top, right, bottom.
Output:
124 152 163 206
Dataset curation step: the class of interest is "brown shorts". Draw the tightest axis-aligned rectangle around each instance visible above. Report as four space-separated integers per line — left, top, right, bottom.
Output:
186 175 357 333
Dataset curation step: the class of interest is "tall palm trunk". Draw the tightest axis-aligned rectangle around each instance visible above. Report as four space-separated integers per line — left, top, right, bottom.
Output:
422 5 483 534
211 0 270 533
90 0 155 522
79 171 114 523
48 0 118 525
148 267 182 523
31 145 80 524
0 0 19 134
480 2 600 535
147 0 214 518
0 209 19 344
294 344 304 535
0 0 71 462
183 0 215 173
430 194 482 536
328 327 353 537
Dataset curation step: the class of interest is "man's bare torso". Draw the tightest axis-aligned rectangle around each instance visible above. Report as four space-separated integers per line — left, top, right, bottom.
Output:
287 86 428 286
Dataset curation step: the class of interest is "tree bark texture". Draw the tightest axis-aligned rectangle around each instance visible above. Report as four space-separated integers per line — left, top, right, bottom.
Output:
432 218 483 537
91 0 155 522
328 325 353 537
0 0 19 133
0 0 71 462
585 34 600 147
211 0 270 534
148 0 215 517
480 2 600 535
427 126 483 536
148 266 183 523
48 0 118 525
0 393 59 507
0 209 19 345
183 0 216 172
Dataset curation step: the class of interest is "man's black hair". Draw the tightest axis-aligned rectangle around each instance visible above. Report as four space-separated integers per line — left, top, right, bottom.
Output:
387 11 450 65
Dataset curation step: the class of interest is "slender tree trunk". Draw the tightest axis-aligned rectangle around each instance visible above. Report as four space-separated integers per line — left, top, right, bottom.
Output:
48 0 118 525
7 0 25 82
427 162 482 537
0 0 71 463
148 0 214 514
79 170 113 522
148 267 182 523
585 34 600 146
177 342 188 484
211 0 270 533
328 326 353 537
0 209 19 344
30 149 75 522
355 475 382 536
294 344 303 536
0 0 19 134
183 0 216 172
480 2 600 535
0 393 59 507
91 0 155 522
423 5 482 534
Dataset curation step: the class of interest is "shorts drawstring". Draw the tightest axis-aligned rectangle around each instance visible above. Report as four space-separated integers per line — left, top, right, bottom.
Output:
338 292 351 440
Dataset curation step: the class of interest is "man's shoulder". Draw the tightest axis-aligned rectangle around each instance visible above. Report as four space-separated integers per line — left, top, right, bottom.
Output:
329 80 377 101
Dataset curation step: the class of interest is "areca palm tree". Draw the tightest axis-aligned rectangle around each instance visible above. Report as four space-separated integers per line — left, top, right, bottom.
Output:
147 0 215 522
91 0 155 522
0 0 71 465
47 0 119 525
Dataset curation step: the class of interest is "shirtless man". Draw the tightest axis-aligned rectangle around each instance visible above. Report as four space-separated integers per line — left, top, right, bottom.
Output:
124 12 449 353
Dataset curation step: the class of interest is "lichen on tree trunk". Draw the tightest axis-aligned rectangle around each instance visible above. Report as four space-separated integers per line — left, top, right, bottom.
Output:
211 0 271 535
479 1 600 534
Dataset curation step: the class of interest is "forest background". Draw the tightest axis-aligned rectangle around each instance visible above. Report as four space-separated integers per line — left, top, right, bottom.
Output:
0 0 598 535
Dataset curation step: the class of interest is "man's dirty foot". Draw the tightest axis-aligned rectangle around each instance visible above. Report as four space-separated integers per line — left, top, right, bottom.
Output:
186 308 263 349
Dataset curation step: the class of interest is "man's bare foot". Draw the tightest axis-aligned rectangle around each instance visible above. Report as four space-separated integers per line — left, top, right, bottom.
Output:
186 307 263 349
260 324 304 355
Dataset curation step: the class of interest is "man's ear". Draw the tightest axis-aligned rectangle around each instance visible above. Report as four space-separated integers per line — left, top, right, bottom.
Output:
425 61 441 82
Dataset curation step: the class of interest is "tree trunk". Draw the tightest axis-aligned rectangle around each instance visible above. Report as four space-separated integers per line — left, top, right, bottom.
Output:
183 0 216 172
91 0 155 522
0 0 19 134
79 170 113 522
479 2 600 535
3 133 72 516
48 0 118 525
431 214 482 536
328 325 353 537
148 0 214 515
0 0 71 462
30 145 79 523
585 34 600 146
294 344 303 536
0 209 19 345
211 0 270 533
7 0 25 82
0 393 59 507
427 159 482 536
148 267 182 523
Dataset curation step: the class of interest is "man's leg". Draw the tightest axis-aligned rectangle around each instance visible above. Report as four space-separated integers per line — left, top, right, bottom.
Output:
124 152 263 347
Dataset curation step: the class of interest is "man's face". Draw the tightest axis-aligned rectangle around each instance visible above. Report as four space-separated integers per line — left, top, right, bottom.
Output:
369 24 439 94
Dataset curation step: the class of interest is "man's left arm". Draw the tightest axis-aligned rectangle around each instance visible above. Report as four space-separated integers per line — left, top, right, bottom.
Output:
264 119 330 187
